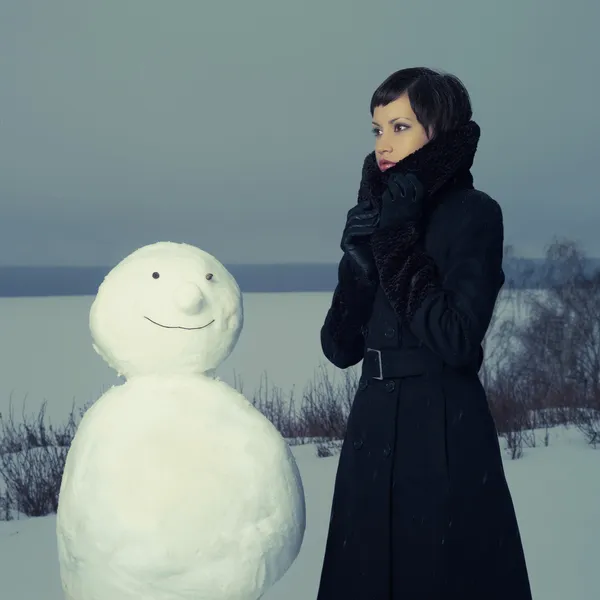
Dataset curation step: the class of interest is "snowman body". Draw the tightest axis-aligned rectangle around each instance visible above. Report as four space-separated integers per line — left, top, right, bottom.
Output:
56 242 305 600
57 375 304 600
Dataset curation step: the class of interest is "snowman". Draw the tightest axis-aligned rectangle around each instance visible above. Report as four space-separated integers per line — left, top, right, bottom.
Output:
56 242 306 600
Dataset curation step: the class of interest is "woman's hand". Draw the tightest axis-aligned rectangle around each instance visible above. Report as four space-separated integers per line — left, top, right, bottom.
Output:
379 173 425 229
340 200 379 281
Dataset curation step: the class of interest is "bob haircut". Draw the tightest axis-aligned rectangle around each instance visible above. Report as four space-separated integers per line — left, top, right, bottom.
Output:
370 67 472 138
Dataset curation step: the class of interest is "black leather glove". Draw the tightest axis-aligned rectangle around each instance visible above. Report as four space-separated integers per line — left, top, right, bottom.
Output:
379 172 425 230
340 200 379 281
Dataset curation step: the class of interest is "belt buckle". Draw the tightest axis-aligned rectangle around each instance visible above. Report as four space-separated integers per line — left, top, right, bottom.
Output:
366 348 383 380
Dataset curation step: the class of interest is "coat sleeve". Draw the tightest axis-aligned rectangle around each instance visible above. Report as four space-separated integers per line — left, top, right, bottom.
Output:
320 254 377 369
374 193 505 368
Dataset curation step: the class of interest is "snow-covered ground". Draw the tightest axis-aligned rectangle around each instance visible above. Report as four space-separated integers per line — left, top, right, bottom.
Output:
1 428 599 599
1 291 599 599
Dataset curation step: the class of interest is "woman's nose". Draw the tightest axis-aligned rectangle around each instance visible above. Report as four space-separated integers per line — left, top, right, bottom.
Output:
377 139 393 154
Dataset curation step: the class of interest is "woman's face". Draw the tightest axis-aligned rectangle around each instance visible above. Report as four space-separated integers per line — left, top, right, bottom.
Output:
372 94 431 171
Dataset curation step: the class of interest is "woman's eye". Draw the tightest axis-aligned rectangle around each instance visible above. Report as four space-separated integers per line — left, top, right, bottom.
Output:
372 124 408 136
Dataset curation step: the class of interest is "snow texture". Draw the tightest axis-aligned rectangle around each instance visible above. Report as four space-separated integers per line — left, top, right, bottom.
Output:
56 242 306 600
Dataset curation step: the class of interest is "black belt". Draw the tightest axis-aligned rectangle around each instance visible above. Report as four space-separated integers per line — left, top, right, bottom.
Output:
362 347 444 380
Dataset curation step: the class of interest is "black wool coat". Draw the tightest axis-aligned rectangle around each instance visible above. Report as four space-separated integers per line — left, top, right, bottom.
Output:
317 122 532 600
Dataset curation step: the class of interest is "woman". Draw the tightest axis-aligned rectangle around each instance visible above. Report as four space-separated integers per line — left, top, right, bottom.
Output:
317 67 532 600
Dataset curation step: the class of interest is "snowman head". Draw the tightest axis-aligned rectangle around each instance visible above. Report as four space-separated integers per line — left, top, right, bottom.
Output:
89 242 243 378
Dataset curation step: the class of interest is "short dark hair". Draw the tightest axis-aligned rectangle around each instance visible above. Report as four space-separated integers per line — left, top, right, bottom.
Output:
370 67 472 137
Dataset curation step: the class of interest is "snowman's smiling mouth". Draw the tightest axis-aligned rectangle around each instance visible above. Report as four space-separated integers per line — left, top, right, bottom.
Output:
144 317 215 330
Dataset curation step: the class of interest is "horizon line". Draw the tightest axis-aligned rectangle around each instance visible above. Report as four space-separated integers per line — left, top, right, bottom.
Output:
0 256 568 269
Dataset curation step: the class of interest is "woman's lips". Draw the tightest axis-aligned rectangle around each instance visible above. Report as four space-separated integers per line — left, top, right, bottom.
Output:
378 160 395 171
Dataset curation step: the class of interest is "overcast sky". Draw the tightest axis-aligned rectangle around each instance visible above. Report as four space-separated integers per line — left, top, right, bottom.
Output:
1 0 599 266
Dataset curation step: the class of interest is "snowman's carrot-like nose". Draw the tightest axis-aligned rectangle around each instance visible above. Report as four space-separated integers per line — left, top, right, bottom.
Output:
174 281 205 315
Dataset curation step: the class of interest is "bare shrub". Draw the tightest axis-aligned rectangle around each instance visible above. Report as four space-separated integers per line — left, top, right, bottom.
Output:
233 370 304 439
480 246 534 458
315 439 343 458
477 241 600 456
0 492 11 520
512 240 600 446
233 365 357 442
299 365 357 440
485 356 532 459
0 397 83 517
576 403 600 447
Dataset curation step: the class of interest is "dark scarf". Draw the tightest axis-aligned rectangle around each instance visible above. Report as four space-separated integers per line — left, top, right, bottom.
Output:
358 119 480 214
360 120 481 321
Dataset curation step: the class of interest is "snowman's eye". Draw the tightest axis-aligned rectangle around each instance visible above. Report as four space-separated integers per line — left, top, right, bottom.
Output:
152 272 160 279
205 273 213 281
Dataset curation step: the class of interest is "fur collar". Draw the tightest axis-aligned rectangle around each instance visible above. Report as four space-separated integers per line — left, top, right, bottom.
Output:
358 120 480 210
